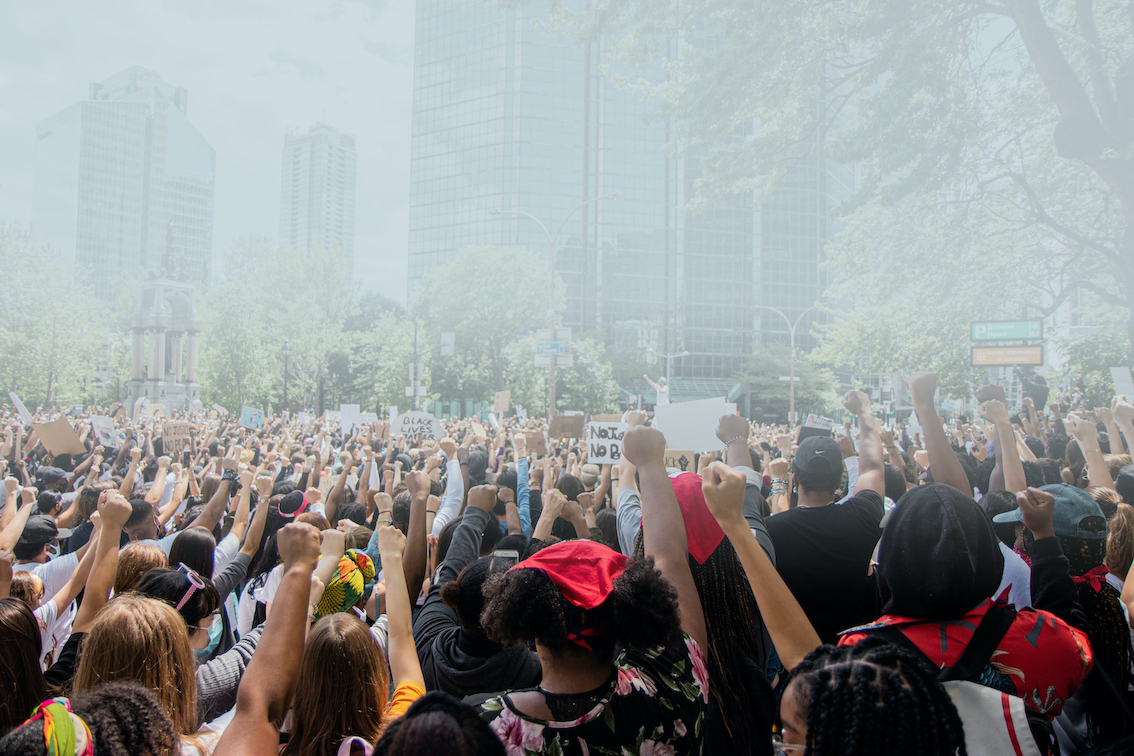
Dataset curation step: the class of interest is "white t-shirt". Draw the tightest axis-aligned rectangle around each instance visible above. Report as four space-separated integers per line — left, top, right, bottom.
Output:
994 542 1032 611
33 598 75 669
656 383 670 406
15 552 79 601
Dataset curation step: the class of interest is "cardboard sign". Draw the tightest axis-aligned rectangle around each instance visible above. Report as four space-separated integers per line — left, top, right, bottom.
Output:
141 403 163 420
393 411 443 441
653 397 731 452
9 392 32 424
34 418 87 456
664 449 696 473
549 414 585 439
525 431 549 456
494 390 511 415
591 414 623 423
587 422 626 464
471 420 487 440
162 422 192 457
240 406 264 431
211 403 228 417
90 416 117 447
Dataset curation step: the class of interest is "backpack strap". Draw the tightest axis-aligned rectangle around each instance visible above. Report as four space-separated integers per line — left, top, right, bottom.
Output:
856 604 1017 683
940 604 1017 683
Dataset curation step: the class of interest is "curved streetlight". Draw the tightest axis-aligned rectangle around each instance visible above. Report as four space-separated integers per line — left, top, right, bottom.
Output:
490 192 621 414
754 304 822 426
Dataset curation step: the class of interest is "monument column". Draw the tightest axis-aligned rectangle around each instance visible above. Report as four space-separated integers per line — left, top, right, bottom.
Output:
132 329 145 380
154 328 166 381
172 333 183 382
187 331 199 382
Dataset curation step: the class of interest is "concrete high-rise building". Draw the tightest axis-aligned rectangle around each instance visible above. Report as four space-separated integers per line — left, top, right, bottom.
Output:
408 1 846 402
33 66 216 299
279 124 357 259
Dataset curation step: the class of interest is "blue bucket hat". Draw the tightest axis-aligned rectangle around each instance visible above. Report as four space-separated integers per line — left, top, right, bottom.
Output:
992 483 1107 540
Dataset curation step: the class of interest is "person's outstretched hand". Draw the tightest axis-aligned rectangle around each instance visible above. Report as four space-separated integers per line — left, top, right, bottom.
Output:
906 370 939 406
277 523 322 568
405 470 429 499
625 410 648 429
467 485 498 513
1064 412 1098 448
97 491 132 530
842 389 871 415
716 414 749 445
768 457 789 480
621 425 666 468
1016 487 1055 541
701 462 747 530
377 523 408 562
979 399 1009 425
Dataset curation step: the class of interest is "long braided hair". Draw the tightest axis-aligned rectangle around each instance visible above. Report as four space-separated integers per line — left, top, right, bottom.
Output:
788 638 967 756
635 530 775 756
1062 535 1133 743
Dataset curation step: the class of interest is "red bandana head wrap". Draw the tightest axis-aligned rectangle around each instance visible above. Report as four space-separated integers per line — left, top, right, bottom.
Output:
509 539 629 610
1073 565 1110 592
671 473 726 565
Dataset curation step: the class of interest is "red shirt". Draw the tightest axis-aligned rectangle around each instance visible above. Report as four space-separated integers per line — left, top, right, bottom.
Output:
840 599 1092 716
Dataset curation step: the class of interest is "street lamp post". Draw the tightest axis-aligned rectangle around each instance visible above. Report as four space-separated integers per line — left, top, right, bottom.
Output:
283 341 290 411
754 304 821 426
491 192 620 415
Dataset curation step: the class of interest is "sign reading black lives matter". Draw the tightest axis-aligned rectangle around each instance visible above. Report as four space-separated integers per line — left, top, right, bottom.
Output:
587 422 626 464
393 411 443 441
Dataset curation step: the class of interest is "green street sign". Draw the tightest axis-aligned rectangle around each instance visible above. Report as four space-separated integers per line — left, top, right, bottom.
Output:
971 321 1043 341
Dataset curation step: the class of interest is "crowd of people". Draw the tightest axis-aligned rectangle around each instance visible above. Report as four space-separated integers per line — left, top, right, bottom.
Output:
1 369 1133 755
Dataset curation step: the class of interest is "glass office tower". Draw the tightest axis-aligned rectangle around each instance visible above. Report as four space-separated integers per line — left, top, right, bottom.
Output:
280 124 357 260
409 0 845 396
33 66 215 299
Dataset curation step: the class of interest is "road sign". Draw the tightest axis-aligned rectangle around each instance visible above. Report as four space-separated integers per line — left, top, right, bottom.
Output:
537 328 572 343
537 341 567 355
971 345 1044 366
971 321 1043 341
534 353 573 368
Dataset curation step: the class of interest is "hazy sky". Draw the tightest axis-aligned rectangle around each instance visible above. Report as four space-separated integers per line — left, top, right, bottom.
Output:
0 0 416 303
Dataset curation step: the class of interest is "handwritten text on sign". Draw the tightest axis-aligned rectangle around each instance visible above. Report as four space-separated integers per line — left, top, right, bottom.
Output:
587 422 627 464
393 411 443 441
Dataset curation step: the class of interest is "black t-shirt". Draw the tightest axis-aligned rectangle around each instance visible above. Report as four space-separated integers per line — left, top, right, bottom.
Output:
766 490 885 644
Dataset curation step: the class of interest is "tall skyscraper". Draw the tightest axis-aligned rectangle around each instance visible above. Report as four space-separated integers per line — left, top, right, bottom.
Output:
408 1 845 398
33 66 216 299
279 124 357 260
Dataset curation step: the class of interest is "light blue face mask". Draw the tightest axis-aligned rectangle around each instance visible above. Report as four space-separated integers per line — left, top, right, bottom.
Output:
195 614 223 660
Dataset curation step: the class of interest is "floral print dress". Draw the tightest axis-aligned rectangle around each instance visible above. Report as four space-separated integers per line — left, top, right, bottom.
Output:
480 636 709 756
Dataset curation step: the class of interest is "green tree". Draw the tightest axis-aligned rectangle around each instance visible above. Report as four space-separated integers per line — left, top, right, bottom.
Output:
415 245 562 400
551 0 1133 379
737 345 840 422
0 223 114 408
1053 308 1134 408
502 334 620 415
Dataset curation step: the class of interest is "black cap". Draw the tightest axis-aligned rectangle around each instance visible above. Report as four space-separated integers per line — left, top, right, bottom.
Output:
37 467 69 486
792 436 843 476
1116 464 1134 504
18 514 72 546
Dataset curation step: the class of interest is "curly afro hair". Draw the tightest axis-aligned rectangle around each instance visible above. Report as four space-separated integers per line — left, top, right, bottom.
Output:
480 556 679 658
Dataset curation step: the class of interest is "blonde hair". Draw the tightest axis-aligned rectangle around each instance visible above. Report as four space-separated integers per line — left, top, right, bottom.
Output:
1107 503 1134 581
10 572 45 608
1109 454 1133 481
115 542 168 594
73 593 199 736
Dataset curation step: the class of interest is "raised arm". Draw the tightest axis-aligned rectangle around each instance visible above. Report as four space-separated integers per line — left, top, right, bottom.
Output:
213 524 321 756
71 491 132 633
402 470 431 609
844 390 884 497
377 524 426 689
1065 412 1113 489
702 461 820 669
186 466 237 533
982 400 1027 493
621 425 708 651
907 371 971 494
119 446 141 496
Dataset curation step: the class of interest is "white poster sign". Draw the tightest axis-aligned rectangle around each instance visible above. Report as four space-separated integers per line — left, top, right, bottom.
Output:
587 422 627 464
652 397 730 452
90 416 117 446
393 411 443 441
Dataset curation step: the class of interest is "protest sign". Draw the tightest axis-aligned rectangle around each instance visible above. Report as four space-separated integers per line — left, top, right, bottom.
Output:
664 449 696 473
591 414 623 423
211 404 228 417
340 404 362 438
525 431 549 456
324 410 342 424
8 392 32 424
240 406 264 431
494 390 511 415
797 413 836 443
587 421 626 464
34 418 87 456
1112 367 1134 401
653 397 730 451
393 411 443 441
471 420 487 440
549 414 585 439
162 422 192 456
90 416 117 447
296 412 311 425
488 413 500 430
